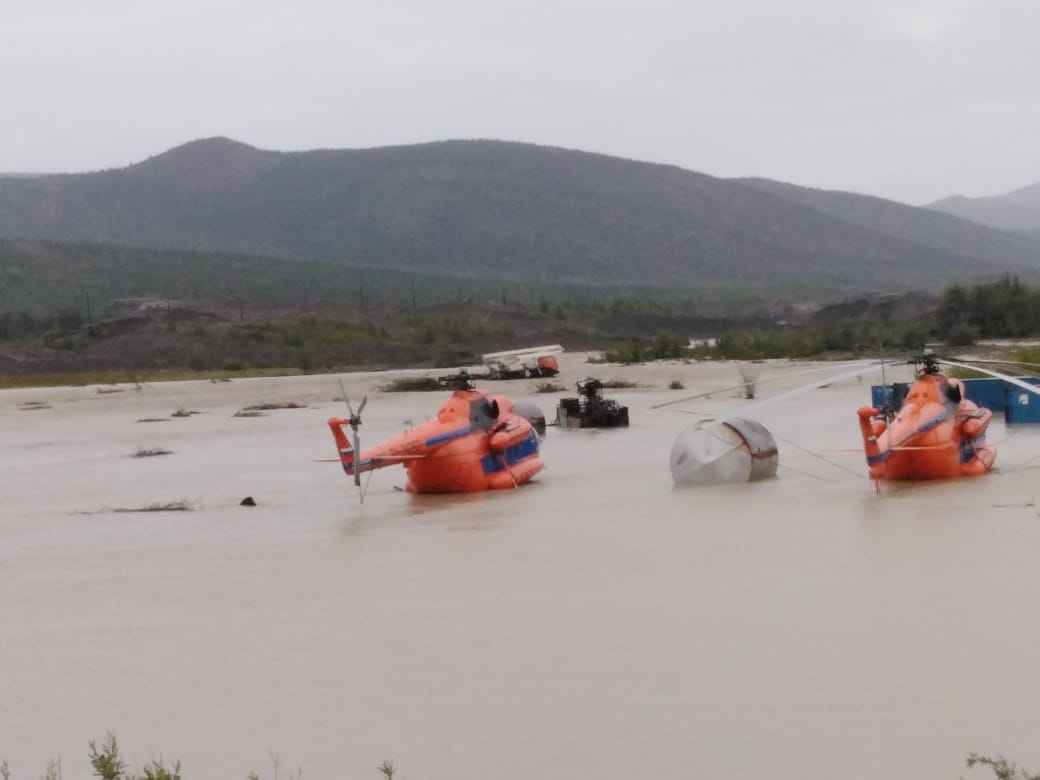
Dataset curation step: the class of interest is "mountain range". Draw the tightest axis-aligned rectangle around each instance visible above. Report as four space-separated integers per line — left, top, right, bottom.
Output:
928 182 1040 233
1 137 1039 298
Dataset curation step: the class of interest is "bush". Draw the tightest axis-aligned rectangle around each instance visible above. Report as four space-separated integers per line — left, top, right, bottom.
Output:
947 323 979 347
604 333 688 363
1015 347 1040 366
702 329 825 360
54 308 84 335
604 341 644 364
651 331 686 359
899 326 928 351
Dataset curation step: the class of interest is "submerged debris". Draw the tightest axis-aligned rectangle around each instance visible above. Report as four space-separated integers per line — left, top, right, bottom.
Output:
534 381 567 394
379 377 443 392
171 408 203 417
598 378 638 389
132 447 173 458
136 417 169 423
241 401 307 411
96 387 125 395
111 501 193 513
18 401 52 411
240 496 257 507
737 361 766 399
233 410 266 418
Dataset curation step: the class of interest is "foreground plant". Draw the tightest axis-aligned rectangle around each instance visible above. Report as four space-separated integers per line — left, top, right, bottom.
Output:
89 734 125 780
967 753 1040 780
2 736 396 780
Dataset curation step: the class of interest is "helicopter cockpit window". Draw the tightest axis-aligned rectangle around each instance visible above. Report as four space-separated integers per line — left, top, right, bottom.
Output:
470 397 500 427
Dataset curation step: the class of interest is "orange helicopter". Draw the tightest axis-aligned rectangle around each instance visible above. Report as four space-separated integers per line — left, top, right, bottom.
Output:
857 355 996 480
328 375 544 497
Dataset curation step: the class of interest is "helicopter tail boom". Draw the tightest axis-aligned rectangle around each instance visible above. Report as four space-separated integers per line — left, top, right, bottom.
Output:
327 417 377 476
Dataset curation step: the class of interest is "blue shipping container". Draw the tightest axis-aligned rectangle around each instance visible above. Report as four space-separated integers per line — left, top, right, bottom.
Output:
871 377 1040 423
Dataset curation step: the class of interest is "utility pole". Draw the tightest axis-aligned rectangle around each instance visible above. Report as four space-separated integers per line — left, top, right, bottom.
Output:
80 285 94 331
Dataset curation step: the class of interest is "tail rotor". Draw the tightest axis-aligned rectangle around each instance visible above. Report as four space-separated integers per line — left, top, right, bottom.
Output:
338 379 368 495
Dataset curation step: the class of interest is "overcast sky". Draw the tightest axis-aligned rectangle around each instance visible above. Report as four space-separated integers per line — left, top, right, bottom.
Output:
3 0 1037 204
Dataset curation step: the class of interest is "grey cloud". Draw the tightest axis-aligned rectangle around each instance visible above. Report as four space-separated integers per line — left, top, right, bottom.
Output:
2 0 1038 203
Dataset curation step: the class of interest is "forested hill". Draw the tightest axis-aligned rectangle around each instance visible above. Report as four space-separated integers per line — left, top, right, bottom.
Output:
737 177 1040 271
1 137 1039 294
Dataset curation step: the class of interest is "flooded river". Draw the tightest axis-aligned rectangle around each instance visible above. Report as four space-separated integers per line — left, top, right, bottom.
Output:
3 357 1040 779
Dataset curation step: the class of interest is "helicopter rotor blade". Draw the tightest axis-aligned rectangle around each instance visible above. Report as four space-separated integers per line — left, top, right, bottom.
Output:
352 425 362 489
937 359 1040 401
651 359 877 410
672 360 898 424
949 356 1040 373
337 378 355 418
357 395 368 417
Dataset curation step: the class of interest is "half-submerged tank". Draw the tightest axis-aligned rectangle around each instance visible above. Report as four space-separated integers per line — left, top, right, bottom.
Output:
556 379 630 429
670 417 778 486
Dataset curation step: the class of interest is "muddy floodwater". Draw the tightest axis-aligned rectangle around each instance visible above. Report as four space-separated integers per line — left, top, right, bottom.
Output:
4 356 1040 779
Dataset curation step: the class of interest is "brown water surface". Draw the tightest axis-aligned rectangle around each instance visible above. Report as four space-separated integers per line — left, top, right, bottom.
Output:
3 358 1040 778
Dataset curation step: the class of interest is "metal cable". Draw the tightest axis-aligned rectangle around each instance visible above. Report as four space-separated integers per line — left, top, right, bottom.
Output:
770 432 865 481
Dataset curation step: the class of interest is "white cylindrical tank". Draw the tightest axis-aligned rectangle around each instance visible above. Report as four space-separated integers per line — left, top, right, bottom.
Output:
670 417 779 487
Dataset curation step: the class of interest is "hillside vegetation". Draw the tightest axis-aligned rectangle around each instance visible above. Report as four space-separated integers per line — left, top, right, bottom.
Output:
0 239 764 318
1 138 1038 295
